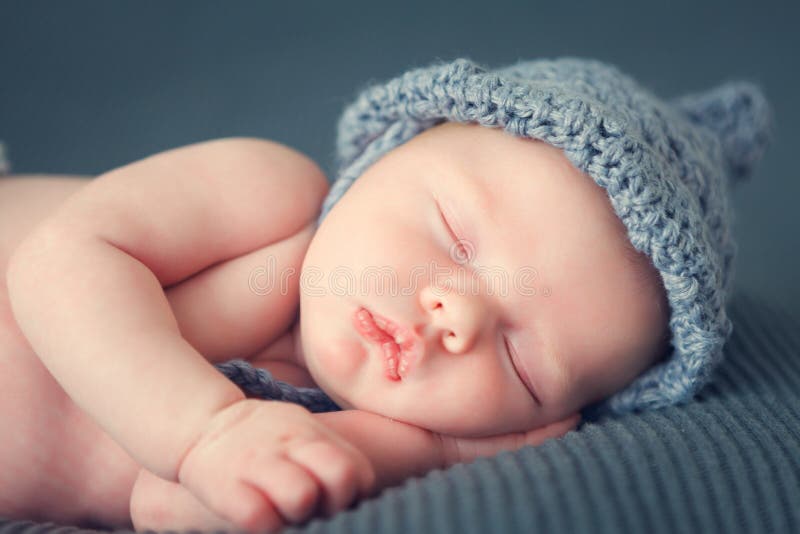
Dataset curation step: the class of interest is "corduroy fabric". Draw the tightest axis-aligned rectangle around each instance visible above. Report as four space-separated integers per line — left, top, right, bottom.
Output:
315 57 774 416
1 291 797 533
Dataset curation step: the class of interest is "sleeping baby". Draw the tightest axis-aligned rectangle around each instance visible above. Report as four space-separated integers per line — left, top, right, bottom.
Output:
0 57 771 532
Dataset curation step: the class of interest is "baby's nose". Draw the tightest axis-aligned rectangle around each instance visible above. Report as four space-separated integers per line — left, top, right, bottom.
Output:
419 285 485 354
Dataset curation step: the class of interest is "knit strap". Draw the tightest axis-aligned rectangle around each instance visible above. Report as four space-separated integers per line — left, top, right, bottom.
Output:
214 359 341 413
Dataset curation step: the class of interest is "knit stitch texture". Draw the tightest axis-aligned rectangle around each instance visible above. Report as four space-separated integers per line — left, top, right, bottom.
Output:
316 57 773 416
215 360 340 412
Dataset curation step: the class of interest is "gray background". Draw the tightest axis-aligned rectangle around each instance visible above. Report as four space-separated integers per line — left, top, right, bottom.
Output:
1 0 798 315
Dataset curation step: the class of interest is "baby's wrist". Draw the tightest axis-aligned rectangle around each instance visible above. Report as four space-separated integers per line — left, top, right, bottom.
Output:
165 391 248 483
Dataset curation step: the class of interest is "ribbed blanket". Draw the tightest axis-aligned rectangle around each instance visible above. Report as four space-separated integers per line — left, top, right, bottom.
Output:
1 291 798 533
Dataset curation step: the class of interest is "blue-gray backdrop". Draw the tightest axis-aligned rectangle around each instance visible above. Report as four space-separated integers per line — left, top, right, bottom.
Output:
1 0 797 315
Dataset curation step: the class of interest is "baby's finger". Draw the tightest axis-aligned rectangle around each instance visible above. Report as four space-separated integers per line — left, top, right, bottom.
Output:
130 472 238 533
285 440 369 517
179 448 284 532
441 412 582 467
522 412 582 447
245 458 323 524
213 478 285 533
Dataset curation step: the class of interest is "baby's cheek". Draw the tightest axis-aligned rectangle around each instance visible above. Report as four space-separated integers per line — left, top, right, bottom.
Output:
569 351 641 411
423 383 532 437
306 337 363 395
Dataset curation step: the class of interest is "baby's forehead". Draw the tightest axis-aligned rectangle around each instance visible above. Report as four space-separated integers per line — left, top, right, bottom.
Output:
410 122 588 193
411 123 627 235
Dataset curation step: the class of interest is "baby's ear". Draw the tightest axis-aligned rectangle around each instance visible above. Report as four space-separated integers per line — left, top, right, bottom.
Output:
670 80 774 185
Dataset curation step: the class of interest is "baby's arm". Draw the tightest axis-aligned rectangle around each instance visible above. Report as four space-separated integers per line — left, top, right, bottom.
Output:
4 139 329 494
315 409 582 488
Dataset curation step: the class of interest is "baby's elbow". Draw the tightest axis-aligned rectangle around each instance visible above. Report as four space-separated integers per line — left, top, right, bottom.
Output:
5 220 64 293
207 137 330 219
5 224 62 325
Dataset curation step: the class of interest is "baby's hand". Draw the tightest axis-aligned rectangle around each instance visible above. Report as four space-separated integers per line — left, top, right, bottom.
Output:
175 399 376 533
439 412 582 468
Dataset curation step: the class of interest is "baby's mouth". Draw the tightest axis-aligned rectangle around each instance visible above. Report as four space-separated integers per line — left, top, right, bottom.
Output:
353 307 417 380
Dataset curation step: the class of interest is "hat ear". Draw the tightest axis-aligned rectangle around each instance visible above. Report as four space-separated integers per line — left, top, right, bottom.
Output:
670 81 774 185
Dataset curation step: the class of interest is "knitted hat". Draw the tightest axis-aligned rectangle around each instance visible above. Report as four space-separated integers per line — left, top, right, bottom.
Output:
316 57 773 416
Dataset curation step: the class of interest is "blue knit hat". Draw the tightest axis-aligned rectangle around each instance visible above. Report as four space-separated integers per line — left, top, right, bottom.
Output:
316 57 773 416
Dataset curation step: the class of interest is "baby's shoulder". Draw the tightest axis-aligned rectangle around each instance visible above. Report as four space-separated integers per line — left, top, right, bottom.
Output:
40 137 328 287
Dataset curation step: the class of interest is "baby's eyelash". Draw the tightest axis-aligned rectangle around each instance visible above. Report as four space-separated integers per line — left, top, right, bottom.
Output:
435 199 459 241
435 199 472 261
503 335 524 386
504 334 541 406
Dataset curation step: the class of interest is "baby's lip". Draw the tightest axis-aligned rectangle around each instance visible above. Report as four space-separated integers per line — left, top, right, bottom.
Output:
353 307 419 379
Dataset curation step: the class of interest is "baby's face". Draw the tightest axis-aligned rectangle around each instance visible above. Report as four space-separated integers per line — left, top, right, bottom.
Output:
298 122 669 437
